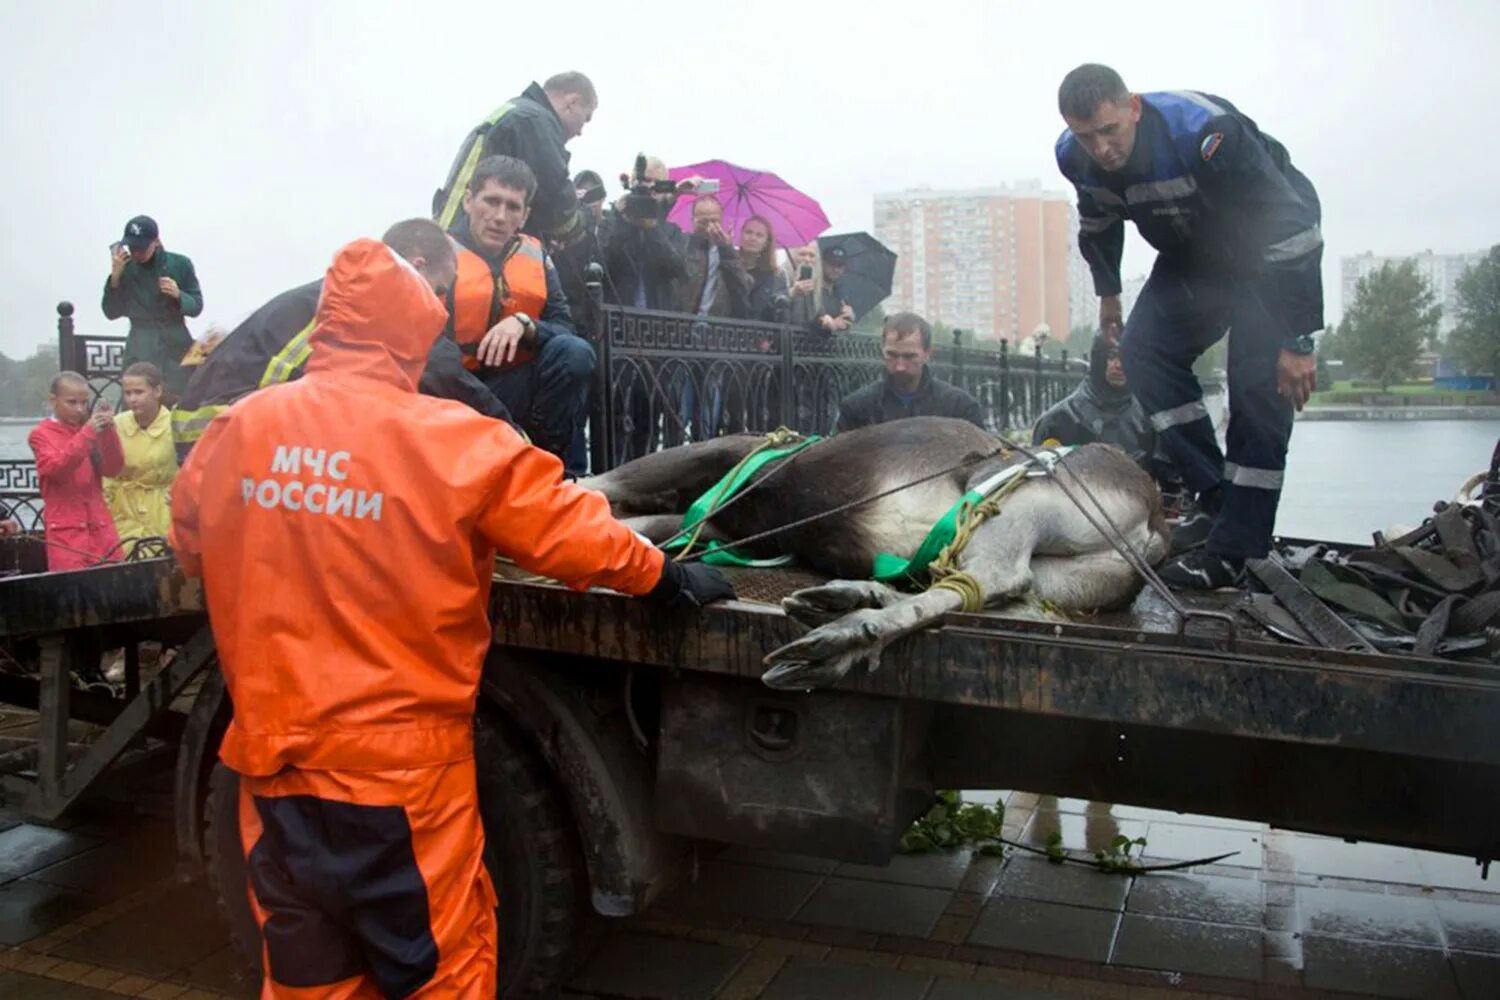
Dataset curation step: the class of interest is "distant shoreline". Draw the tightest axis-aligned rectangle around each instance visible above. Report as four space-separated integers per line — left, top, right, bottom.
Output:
1300 406 1500 422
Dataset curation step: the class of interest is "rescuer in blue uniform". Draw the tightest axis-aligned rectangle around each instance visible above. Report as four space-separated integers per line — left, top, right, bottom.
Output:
1055 64 1323 589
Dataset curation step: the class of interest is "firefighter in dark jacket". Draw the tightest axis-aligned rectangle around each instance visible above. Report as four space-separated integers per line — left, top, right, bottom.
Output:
447 156 595 477
1056 64 1323 589
172 220 512 459
837 312 983 433
102 215 203 397
433 72 596 248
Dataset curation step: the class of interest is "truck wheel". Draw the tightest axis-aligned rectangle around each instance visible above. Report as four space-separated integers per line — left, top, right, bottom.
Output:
203 764 262 988
203 710 583 998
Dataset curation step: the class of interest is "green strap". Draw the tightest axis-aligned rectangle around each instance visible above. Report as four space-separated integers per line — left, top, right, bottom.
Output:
663 436 822 567
871 489 985 583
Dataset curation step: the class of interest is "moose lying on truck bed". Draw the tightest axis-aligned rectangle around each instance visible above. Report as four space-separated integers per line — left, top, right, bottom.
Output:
583 416 1170 689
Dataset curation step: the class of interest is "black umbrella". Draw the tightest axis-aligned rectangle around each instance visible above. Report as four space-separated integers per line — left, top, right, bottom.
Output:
817 231 896 321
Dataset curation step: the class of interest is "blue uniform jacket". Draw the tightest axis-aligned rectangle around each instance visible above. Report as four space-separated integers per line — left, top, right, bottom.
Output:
1056 91 1323 342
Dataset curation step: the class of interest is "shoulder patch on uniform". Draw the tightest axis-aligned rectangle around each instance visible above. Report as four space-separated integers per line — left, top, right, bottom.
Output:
1200 132 1225 161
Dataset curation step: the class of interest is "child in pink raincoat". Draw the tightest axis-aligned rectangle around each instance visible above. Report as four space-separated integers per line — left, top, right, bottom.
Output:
28 371 125 571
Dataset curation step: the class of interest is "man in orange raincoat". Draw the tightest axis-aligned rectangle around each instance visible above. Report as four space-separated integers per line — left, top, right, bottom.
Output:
170 223 732 998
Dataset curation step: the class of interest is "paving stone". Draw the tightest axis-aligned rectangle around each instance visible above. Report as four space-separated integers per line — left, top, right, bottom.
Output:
1124 872 1263 927
1020 810 1150 856
0 878 98 946
926 975 1068 999
1301 934 1457 1000
566 931 747 1000
1451 950 1500 1000
1108 913 1260 980
0 825 103 880
1297 884 1443 946
835 849 976 890
994 856 1130 911
1285 836 1425 885
51 881 229 978
27 825 177 902
659 860 823 923
0 969 123 998
758 955 932 999
180 944 254 994
1138 822 1263 870
968 896 1119 963
793 876 950 938
1437 897 1500 954
715 846 839 875
1415 851 1500 895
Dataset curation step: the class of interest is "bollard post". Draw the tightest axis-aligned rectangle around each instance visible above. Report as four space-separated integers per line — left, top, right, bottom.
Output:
56 301 75 372
999 339 1011 432
585 265 611 473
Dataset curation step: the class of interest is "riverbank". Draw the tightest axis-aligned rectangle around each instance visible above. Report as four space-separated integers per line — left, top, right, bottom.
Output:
1300 405 1500 421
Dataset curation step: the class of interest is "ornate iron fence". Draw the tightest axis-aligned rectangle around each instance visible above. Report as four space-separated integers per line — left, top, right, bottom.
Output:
586 300 1083 470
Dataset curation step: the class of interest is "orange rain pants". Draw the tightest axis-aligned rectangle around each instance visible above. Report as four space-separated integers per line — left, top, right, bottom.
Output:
237 760 496 999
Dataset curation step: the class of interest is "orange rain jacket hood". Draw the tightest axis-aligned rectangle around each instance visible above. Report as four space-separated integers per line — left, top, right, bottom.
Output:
171 238 664 776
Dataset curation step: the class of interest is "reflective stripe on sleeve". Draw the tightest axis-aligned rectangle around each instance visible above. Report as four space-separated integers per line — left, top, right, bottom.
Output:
1264 225 1323 262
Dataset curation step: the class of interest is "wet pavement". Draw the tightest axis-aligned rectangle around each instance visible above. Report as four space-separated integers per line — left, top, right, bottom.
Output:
0 790 1497 998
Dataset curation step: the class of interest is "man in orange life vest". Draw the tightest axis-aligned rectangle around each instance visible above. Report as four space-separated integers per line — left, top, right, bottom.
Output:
448 155 595 475
170 235 734 997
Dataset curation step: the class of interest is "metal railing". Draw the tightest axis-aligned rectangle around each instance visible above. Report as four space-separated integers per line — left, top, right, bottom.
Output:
584 296 1082 471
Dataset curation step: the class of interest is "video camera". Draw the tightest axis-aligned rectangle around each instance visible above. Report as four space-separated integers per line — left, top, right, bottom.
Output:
620 153 679 222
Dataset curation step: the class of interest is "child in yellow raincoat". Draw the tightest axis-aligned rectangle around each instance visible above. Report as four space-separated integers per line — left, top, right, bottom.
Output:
104 362 179 545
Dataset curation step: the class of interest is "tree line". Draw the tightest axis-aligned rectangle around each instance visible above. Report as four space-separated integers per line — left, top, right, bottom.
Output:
1325 245 1499 388
0 348 60 417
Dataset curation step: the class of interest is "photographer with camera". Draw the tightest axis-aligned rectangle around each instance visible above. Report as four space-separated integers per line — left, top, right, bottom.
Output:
597 155 690 309
102 215 203 397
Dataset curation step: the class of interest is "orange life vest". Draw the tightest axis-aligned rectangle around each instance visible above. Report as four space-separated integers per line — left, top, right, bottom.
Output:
449 236 548 371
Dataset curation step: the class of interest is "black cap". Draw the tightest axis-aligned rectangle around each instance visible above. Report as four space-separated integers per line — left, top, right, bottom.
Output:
121 215 158 250
823 245 848 263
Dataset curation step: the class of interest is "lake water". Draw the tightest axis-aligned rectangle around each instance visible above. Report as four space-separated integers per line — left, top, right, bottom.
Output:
3 417 1497 543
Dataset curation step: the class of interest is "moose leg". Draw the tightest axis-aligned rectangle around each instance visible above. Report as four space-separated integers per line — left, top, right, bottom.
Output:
577 434 765 516
762 496 1048 690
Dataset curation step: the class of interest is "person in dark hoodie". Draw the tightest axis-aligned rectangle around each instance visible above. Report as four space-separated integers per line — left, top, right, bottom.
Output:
1033 336 1174 487
433 73 597 248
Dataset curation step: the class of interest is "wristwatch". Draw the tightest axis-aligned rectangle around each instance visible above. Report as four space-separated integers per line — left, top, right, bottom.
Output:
1284 333 1316 355
513 312 536 339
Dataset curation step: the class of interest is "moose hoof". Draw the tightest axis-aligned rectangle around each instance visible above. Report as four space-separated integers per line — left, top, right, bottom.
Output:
761 609 888 690
782 580 899 628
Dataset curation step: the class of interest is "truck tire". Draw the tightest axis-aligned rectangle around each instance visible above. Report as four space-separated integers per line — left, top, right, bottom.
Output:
203 708 582 998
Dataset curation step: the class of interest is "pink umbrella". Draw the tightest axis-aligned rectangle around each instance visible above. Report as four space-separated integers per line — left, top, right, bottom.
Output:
667 160 830 246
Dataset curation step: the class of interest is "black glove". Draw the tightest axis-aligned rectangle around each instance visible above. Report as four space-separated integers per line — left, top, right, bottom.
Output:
645 558 736 609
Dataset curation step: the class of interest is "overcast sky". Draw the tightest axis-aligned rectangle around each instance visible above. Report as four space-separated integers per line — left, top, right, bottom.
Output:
1 0 1494 361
